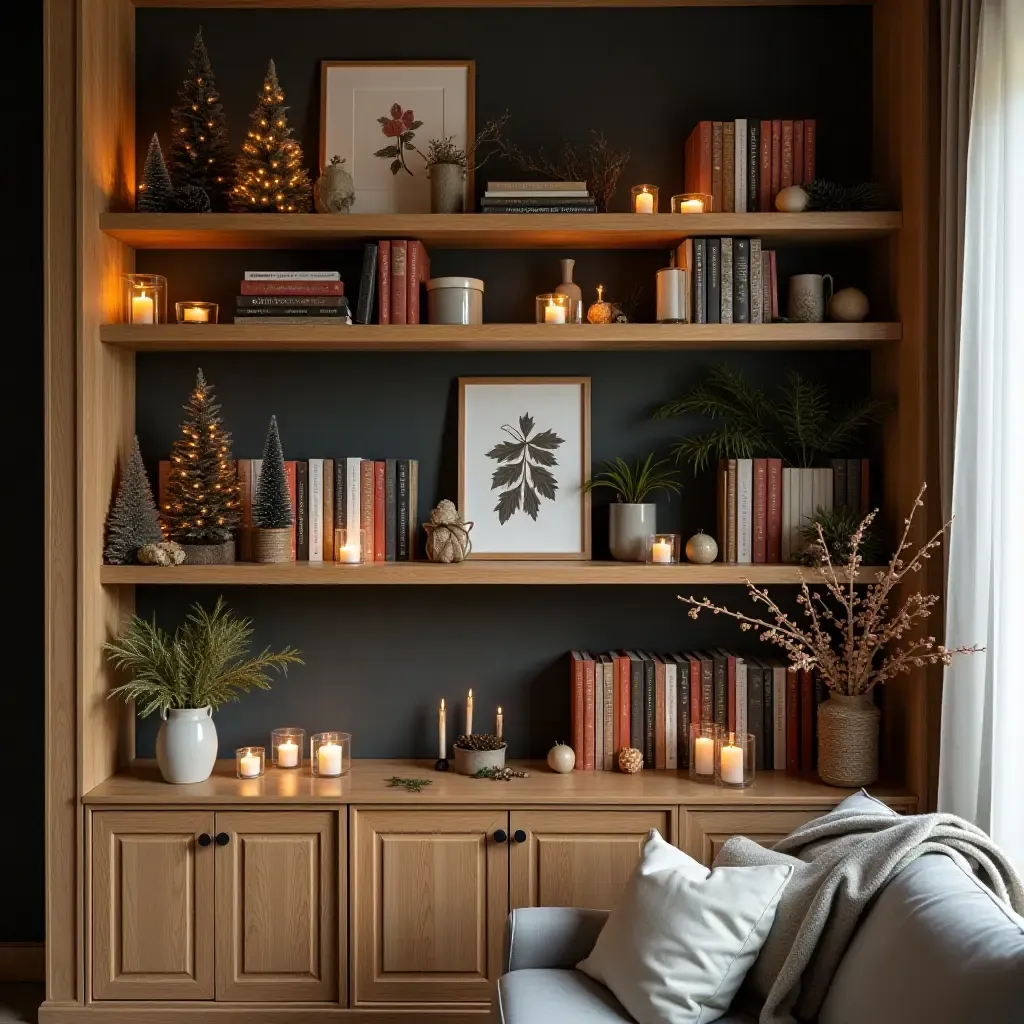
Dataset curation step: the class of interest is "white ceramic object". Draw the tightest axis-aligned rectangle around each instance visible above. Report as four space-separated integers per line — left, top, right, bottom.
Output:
828 286 870 322
685 531 719 564
609 503 656 561
547 742 576 773
426 277 484 325
774 185 809 212
787 273 834 323
156 706 219 784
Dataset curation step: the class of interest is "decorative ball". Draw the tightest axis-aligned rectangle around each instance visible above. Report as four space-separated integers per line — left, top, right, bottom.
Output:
586 284 613 324
685 530 719 565
828 286 870 323
137 540 186 566
618 747 643 774
547 742 575 774
774 185 809 213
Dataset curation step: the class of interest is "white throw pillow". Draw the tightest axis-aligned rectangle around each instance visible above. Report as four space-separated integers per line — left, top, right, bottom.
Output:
577 830 792 1024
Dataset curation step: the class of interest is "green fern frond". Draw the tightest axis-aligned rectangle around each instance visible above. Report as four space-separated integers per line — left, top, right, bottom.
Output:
583 453 681 503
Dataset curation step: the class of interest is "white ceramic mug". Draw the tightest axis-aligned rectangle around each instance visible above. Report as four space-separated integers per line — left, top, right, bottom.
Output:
787 273 834 323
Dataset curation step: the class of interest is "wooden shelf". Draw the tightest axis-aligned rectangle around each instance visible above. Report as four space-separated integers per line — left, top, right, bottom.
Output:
101 321 901 353
99 212 902 250
100 561 883 586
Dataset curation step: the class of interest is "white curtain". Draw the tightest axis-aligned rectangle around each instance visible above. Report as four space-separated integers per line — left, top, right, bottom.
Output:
939 0 1024 868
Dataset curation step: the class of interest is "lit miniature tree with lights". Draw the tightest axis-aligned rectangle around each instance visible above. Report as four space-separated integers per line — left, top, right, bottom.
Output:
163 368 240 545
137 133 176 212
231 59 312 212
170 28 231 209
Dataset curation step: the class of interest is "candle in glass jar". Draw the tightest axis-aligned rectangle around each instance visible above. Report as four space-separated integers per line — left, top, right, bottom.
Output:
337 543 360 563
634 189 655 214
318 741 342 776
131 291 155 324
721 739 744 784
694 736 714 775
239 753 261 778
496 706 503 741
182 305 210 323
678 198 704 213
438 698 447 759
544 301 566 324
277 741 299 768
466 689 474 736
652 540 673 563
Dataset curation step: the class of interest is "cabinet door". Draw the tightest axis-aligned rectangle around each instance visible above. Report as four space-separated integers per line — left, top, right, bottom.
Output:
509 809 673 911
681 807 828 867
215 811 339 1002
351 808 508 1006
92 810 215 1000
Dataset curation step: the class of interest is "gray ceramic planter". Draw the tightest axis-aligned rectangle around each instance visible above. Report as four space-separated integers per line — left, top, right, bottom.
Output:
609 503 656 561
453 744 507 776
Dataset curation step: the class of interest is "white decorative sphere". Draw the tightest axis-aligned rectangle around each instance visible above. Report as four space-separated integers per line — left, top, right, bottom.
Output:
547 742 575 774
828 286 870 323
685 531 719 564
774 185 809 213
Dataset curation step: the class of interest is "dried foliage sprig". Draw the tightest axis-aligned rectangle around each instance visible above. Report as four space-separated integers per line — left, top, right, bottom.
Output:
679 484 982 695
423 111 510 171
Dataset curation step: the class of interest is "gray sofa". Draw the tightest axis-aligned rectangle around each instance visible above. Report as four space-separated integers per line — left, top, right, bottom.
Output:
494 837 1024 1024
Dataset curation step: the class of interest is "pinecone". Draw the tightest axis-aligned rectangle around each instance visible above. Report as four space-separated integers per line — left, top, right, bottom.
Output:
618 747 643 774
175 185 212 213
455 733 505 751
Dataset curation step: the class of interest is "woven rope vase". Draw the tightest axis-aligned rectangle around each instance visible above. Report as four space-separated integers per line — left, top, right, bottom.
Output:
817 693 880 787
249 527 292 564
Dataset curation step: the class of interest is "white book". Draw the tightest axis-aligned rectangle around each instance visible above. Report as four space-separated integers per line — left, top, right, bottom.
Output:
781 468 793 561
594 662 604 771
603 660 615 770
484 190 590 199
735 119 748 213
252 458 263 498
812 468 834 517
243 270 340 281
665 659 678 770
308 459 324 562
345 458 363 548
737 459 753 563
799 468 816 556
773 665 787 770
735 659 748 743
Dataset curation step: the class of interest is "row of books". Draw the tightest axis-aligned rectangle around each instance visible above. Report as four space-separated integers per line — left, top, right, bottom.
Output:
684 118 817 214
479 180 598 215
676 237 778 325
357 240 431 325
715 458 871 564
234 270 352 324
569 650 830 775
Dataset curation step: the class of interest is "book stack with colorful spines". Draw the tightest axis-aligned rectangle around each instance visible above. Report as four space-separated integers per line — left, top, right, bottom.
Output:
684 118 816 213
569 650 834 776
675 237 778 325
235 270 352 324
480 181 597 214
375 240 430 324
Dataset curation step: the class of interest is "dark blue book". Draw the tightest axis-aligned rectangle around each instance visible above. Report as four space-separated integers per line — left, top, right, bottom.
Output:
355 242 378 325
707 239 721 324
626 651 644 754
641 652 655 768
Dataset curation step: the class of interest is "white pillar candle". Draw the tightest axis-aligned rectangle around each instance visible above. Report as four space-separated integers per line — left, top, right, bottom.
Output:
466 689 474 736
678 199 704 214
694 736 714 775
721 742 745 785
131 291 155 324
634 190 655 214
652 540 673 563
318 741 342 776
438 698 447 759
239 753 261 778
277 741 299 768
496 706 503 741
337 544 360 563
182 305 210 323
544 301 566 324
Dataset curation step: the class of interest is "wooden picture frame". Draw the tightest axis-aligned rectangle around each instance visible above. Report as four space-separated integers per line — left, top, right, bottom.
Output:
320 60 475 214
458 377 591 560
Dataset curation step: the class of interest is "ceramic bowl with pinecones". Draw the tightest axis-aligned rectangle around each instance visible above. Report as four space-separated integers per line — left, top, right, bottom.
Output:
453 734 507 775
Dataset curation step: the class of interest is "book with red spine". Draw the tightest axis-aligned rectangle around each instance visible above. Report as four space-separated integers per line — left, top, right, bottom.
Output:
377 241 391 324
654 656 666 770
390 240 407 325
753 458 768 563
686 653 702 728
373 461 386 562
284 460 297 560
766 458 783 563
793 120 805 186
803 120 816 182
582 651 596 771
240 280 344 296
407 240 421 325
786 667 800 775
684 121 713 196
770 120 782 203
360 460 375 560
800 668 814 774
322 459 334 562
616 650 631 755
780 120 794 190
759 119 772 211
570 652 586 770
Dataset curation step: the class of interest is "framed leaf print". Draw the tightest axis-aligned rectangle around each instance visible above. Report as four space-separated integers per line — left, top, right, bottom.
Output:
320 61 474 214
459 378 591 559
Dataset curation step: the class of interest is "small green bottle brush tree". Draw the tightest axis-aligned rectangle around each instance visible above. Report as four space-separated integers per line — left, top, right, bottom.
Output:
105 435 164 565
249 415 294 563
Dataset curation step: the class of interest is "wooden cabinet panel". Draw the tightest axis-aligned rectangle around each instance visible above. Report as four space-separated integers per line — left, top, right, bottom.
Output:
682 807 828 867
351 808 508 1006
509 809 673 911
215 811 339 1002
91 810 215 1001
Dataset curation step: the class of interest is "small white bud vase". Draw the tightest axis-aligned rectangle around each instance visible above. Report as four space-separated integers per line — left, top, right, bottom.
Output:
155 706 218 784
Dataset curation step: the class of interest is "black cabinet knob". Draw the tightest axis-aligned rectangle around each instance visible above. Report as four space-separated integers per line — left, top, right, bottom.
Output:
513 829 527 844
493 829 508 844
197 833 212 847
215 832 231 847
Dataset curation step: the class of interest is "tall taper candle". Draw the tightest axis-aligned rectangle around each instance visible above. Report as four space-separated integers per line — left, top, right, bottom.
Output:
466 689 474 736
496 706 503 741
438 698 447 759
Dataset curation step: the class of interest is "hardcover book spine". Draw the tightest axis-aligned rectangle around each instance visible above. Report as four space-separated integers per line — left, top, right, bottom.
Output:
763 664 775 771
833 458 848 507
407 241 420 325
717 460 728 562
346 458 362 546
781 120 794 190
285 461 297 560
753 458 768 563
770 120 782 203
769 250 779 320
803 120 816 182
488 180 588 192
571 652 585 770
629 653 644 754
237 295 344 307
665 660 677 770
711 121 724 212
481 196 597 207
699 121 713 194
762 250 772 323
694 239 707 324
583 654 596 771
733 238 750 323
360 460 375 560
617 653 631 755
240 280 343 296
801 668 814 773
323 459 334 562
774 665 788 770
355 241 378 324
735 118 747 213
677 656 691 769
377 240 391 325
654 657 666 770
707 238 721 324
603 659 615 770
677 239 694 322
786 667 800 774
737 458 753 564
594 660 604 771
390 241 407 325
747 664 764 771
750 238 763 324
688 655 701 730
793 120 805 186
748 119 760 212
700 655 714 725
483 205 598 214
295 461 308 561
407 460 419 559
712 652 727 729
735 659 748 744
759 119 772 211
725 652 736 733
396 460 410 561
385 459 397 561
308 458 323 563
643 655 655 768
722 121 735 213
720 238 733 324
767 458 783 563
334 458 346 532
373 461 386 562
726 458 738 563
244 270 339 281
233 306 350 317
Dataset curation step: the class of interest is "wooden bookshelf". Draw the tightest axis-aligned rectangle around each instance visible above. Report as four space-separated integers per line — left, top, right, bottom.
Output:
99 211 903 250
101 321 901 353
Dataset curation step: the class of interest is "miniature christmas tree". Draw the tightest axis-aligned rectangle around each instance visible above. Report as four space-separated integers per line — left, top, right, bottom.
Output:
231 59 312 212
170 28 231 210
252 416 293 528
105 436 164 565
163 369 240 545
137 133 176 212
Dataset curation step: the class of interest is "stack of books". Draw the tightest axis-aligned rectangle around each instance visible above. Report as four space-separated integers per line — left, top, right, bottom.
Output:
569 649 832 775
675 237 779 325
480 181 598 214
235 271 352 324
369 240 430 324
685 119 816 213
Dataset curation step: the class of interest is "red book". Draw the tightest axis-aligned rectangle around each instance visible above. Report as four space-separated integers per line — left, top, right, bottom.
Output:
684 121 713 196
753 458 768 563
793 120 805 186
781 121 794 191
686 653 702 727
786 668 800 775
570 652 586 770
407 240 421 325
803 120 816 182
582 652 596 771
610 651 622 753
758 119 772 212
616 652 630 755
654 657 666 770
360 460 375 560
766 458 783 563
373 460 386 562
711 121 724 214
240 280 344 296
861 459 871 513
390 240 407 325
284 460 297 560
800 668 814 774
770 120 782 203
769 250 779 321
377 241 391 324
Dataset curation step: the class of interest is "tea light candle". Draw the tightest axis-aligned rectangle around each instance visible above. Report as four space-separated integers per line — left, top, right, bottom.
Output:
277 740 299 768
679 198 704 213
182 304 210 323
695 736 714 775
337 543 360 563
720 739 744 785
438 698 447 759
318 741 342 777
131 291 155 324
239 752 261 778
652 539 673 563
634 188 654 214
544 300 566 324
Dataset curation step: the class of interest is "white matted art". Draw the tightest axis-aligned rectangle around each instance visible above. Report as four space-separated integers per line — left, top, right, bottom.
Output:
459 378 591 559
320 61 473 214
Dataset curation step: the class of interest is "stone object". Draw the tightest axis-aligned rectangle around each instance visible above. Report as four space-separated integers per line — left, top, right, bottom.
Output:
618 747 643 774
314 155 355 213
828 286 870 322
137 540 186 566
774 185 809 212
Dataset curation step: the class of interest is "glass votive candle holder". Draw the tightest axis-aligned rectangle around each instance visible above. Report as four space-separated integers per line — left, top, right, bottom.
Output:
175 301 219 324
689 722 720 781
122 273 167 324
671 192 713 214
271 728 305 769
716 731 755 788
631 184 659 214
311 732 351 777
646 533 681 565
236 746 265 779
535 292 581 324
333 526 367 563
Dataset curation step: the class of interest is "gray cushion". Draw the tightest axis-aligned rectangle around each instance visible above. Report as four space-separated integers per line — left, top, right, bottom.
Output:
819 852 1024 1024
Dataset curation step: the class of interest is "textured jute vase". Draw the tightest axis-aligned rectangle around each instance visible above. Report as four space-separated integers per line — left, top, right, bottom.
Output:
817 693 880 787
250 527 292 564
181 539 236 565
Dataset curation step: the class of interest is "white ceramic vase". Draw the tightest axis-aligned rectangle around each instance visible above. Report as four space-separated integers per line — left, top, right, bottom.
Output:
609 503 656 561
156 706 219 784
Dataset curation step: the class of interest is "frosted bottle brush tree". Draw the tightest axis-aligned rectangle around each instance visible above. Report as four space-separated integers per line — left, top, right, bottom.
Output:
137 133 176 212
252 415 293 529
105 436 163 565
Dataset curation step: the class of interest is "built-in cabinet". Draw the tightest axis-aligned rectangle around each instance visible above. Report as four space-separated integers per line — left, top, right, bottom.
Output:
682 807 826 866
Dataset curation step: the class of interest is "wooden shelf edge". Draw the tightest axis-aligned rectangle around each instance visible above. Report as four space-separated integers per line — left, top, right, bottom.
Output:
100 321 901 352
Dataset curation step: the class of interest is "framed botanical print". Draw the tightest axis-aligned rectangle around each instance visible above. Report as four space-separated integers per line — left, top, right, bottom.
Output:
459 377 591 559
320 61 474 214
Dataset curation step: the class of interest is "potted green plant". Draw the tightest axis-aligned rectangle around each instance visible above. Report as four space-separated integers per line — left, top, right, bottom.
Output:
103 597 302 784
584 453 681 561
422 113 508 213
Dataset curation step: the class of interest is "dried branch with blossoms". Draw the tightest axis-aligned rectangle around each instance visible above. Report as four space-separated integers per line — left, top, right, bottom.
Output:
680 483 982 695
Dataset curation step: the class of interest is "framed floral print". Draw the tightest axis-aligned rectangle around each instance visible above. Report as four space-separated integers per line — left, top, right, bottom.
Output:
459 378 591 559
320 61 474 214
